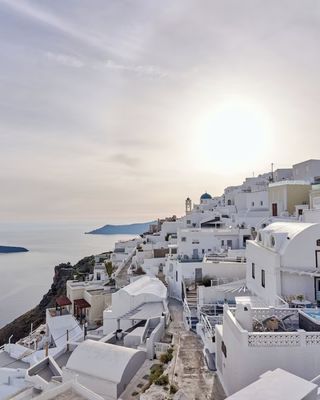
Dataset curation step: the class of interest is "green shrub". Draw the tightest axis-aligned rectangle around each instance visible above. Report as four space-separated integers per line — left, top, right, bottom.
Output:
160 349 174 364
155 374 169 386
170 384 178 394
149 364 164 383
202 275 212 287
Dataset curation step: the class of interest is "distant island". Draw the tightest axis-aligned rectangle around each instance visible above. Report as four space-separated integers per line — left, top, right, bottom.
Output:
0 246 29 254
86 221 156 235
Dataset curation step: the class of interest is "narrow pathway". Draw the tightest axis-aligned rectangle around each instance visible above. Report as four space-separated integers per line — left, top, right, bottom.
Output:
115 250 136 288
168 299 225 400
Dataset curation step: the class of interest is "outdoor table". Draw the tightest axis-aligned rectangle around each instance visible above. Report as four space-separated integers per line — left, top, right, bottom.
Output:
291 300 312 308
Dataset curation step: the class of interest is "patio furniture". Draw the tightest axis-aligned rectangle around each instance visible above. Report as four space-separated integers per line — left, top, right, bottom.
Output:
291 299 312 308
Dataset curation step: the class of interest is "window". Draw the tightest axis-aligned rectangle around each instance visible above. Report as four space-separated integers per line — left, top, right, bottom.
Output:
317 239 320 247
270 236 275 247
221 341 227 358
187 220 191 224
251 202 254 207
97 272 101 280
252 263 255 279
202 249 205 254
221 240 225 246
260 201 263 206
181 237 186 242
176 271 178 282
227 240 232 248
261 269 265 288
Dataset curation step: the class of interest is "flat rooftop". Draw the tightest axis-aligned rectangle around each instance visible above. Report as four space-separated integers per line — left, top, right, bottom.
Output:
0 350 29 369
226 368 317 400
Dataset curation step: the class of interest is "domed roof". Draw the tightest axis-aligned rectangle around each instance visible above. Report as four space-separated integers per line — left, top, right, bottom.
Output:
200 192 212 200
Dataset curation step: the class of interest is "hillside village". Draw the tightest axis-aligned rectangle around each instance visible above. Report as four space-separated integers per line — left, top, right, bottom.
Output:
2 158 320 399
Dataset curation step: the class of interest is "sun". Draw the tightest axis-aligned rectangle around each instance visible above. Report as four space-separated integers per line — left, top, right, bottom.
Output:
195 99 274 172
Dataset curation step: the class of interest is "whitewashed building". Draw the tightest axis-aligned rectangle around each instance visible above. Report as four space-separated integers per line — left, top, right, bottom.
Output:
103 276 168 335
63 340 145 400
246 222 320 306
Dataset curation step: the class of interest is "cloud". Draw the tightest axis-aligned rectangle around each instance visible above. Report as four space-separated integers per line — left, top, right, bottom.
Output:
101 59 168 79
45 52 84 68
109 153 141 168
44 51 166 78
0 0 120 56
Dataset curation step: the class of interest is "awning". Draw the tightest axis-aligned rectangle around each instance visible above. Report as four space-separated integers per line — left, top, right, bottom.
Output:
56 296 72 307
74 298 91 308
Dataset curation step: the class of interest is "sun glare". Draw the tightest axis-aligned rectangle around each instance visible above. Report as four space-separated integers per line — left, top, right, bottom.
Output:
196 99 274 172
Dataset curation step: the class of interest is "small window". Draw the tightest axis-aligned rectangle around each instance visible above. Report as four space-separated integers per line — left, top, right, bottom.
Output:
187 220 191 224
176 271 178 282
271 236 275 247
252 202 254 207
252 263 255 279
260 201 263 206
202 249 205 254
261 269 265 288
221 240 225 246
181 237 186 242
221 341 227 358
317 239 320 247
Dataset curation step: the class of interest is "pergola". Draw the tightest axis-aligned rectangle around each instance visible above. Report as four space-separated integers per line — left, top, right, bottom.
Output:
74 298 91 323
55 295 72 315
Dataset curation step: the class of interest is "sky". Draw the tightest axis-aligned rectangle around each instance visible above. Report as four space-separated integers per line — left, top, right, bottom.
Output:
1 0 320 224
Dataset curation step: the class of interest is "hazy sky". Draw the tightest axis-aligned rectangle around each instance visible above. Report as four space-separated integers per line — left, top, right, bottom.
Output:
1 0 320 223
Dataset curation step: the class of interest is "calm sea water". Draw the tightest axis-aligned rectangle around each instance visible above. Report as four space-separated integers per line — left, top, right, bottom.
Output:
0 223 137 327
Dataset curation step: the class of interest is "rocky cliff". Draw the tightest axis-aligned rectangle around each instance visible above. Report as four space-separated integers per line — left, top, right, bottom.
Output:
0 255 95 346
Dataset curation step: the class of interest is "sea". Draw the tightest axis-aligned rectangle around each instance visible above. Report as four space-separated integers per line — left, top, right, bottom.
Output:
0 222 137 328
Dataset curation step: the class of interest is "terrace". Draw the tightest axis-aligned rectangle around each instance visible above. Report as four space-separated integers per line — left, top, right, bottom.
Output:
226 304 320 348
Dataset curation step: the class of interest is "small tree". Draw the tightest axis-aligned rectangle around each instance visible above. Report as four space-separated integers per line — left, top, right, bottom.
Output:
202 275 211 287
105 261 113 277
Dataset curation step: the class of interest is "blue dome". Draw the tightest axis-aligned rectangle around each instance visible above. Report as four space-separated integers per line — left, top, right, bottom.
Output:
200 192 212 200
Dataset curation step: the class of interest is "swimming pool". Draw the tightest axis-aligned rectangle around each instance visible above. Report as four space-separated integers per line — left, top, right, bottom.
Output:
299 309 320 331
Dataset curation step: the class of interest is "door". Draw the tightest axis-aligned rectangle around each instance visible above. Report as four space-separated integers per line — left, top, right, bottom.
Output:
192 248 199 259
272 203 278 217
195 268 203 283
316 250 320 268
315 277 320 302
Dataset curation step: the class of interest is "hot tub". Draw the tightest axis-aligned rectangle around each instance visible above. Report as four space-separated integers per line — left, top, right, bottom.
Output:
299 309 320 331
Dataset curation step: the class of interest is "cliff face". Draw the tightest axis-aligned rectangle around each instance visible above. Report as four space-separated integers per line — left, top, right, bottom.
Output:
0 256 95 346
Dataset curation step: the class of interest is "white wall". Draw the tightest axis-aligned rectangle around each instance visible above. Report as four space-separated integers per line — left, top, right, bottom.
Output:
246 241 281 306
165 259 246 300
293 160 320 182
217 308 320 396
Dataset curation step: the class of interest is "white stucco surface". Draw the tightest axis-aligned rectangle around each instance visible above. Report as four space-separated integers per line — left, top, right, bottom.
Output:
226 368 317 400
122 276 166 299
66 340 142 383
